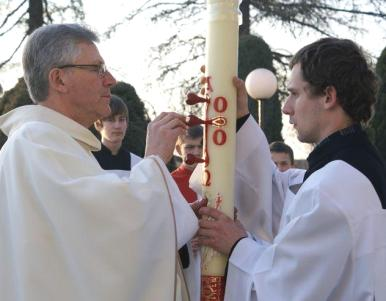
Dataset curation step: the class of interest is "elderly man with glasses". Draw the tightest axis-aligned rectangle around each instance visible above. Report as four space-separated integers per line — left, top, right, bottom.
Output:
0 24 197 301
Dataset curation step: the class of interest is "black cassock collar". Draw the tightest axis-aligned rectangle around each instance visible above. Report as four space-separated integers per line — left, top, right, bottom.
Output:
93 143 132 171
304 124 386 209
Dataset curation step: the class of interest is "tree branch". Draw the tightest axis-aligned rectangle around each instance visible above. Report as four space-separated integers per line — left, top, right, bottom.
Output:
44 0 53 23
0 33 28 69
0 9 28 37
0 0 27 30
313 4 386 18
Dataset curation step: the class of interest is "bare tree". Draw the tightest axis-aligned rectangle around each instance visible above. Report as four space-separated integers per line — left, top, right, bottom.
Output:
0 0 85 69
106 0 386 111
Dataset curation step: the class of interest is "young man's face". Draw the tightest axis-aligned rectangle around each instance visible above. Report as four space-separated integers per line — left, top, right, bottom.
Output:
99 114 128 144
179 137 203 170
271 151 293 172
282 63 325 144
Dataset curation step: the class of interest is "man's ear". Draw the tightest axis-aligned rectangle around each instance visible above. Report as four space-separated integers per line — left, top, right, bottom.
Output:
94 120 103 131
48 68 68 93
324 85 338 109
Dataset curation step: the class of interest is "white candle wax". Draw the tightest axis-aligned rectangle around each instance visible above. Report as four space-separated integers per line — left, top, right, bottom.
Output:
202 0 239 277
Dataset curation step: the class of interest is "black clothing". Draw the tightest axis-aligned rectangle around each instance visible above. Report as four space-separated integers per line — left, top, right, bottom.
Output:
93 144 132 171
304 124 386 209
178 245 190 269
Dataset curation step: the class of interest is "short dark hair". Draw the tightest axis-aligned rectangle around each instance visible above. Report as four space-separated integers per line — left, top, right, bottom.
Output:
290 38 378 123
176 125 203 146
269 141 294 164
105 94 128 119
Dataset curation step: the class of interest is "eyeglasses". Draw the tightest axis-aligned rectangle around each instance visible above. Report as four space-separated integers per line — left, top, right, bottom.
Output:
57 63 108 78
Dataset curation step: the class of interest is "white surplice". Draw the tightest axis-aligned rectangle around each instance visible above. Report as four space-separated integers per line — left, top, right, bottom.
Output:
0 105 198 301
225 116 386 301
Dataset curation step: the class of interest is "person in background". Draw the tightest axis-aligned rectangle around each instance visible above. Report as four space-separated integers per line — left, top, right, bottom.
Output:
269 141 294 172
171 125 203 301
171 125 203 203
93 94 141 173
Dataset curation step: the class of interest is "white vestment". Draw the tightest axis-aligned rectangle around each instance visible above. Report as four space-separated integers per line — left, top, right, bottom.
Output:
0 105 198 301
130 152 142 167
225 116 386 301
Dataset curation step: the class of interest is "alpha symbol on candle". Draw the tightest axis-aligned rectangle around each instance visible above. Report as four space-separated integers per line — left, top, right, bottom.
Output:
206 76 213 92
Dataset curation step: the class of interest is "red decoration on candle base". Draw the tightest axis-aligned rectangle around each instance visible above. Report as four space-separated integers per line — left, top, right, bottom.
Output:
201 275 225 301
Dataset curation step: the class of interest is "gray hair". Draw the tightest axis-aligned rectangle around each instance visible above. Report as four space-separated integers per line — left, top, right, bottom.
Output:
22 24 99 103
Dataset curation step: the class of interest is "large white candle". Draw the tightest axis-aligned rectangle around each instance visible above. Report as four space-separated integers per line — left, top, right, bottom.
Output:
201 0 240 299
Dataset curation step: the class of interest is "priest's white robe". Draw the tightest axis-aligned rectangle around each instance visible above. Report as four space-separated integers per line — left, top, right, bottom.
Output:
0 105 198 301
225 116 386 301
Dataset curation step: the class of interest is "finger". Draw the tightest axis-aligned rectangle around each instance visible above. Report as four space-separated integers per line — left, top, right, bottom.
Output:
200 65 205 73
197 228 217 240
168 127 187 139
198 236 212 247
153 112 185 124
153 115 187 131
199 218 217 229
199 206 226 220
162 117 187 129
233 77 247 96
151 112 168 123
191 198 207 215
232 76 244 87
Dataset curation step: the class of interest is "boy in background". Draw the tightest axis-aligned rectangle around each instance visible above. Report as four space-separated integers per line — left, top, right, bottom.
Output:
93 94 141 173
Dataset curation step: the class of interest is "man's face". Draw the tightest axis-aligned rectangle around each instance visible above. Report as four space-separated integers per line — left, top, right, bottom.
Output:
99 114 128 144
61 42 116 127
271 151 293 172
282 63 325 144
179 137 203 170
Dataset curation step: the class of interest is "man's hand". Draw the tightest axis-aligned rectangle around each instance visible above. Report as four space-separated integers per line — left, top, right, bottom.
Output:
232 76 249 118
145 112 187 163
190 198 208 218
198 206 247 255
199 65 249 119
